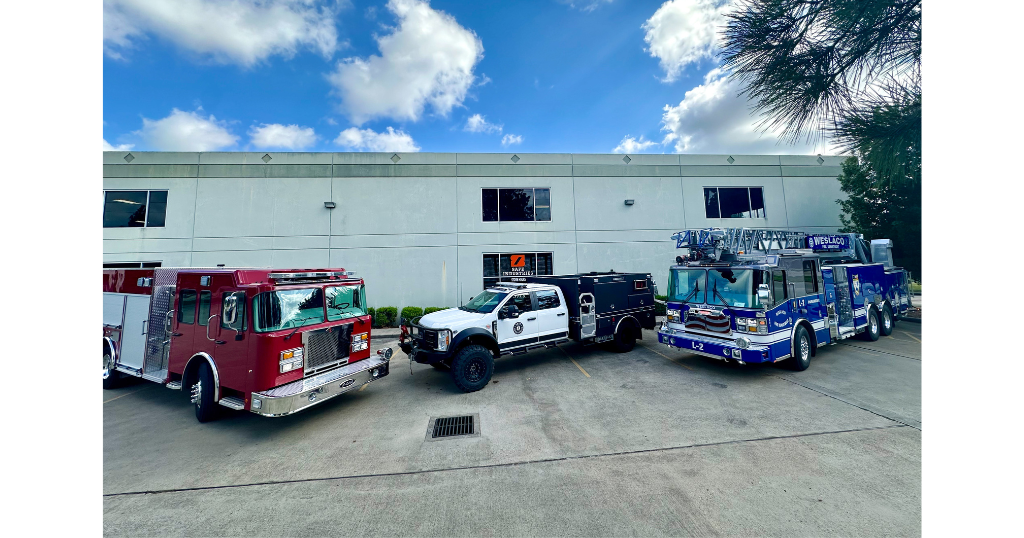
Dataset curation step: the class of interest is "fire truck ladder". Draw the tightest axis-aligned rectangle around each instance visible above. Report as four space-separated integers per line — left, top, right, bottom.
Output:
671 228 869 263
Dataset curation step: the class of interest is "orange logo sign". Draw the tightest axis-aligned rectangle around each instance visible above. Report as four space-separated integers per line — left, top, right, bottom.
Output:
510 254 526 268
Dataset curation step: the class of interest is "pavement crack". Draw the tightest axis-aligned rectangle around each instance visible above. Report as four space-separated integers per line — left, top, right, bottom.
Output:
103 424 907 498
774 375 921 430
840 343 921 361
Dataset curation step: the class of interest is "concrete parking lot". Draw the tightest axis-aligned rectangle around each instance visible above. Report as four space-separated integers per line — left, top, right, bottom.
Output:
103 321 921 536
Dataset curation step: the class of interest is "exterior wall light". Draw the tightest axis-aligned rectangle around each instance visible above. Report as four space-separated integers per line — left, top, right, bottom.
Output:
624 199 635 206
324 202 336 209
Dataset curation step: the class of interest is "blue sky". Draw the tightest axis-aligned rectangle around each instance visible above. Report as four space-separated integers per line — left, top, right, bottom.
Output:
102 0 827 155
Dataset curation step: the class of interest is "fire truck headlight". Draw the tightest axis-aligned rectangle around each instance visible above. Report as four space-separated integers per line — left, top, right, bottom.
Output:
436 329 451 352
351 332 369 352
666 309 681 323
280 348 303 373
735 337 751 349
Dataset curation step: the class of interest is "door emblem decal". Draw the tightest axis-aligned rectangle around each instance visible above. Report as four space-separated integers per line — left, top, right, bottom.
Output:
513 322 524 334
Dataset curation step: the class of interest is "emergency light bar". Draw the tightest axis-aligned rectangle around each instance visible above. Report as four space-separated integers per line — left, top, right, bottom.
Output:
268 271 356 284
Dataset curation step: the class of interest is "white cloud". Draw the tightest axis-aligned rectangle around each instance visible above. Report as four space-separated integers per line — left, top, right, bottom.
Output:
134 108 239 151
327 0 483 124
334 126 420 152
660 68 824 154
103 0 340 66
249 123 317 149
642 0 732 82
612 135 658 154
560 0 615 12
103 139 134 151
501 134 523 147
464 114 502 134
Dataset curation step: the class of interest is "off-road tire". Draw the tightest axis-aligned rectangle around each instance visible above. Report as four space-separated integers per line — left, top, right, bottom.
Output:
102 351 120 390
450 345 494 393
861 309 881 342
610 322 637 353
789 325 811 371
193 362 219 423
880 305 894 336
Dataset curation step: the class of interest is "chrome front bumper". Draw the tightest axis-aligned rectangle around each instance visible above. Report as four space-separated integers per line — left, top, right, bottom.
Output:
250 351 391 417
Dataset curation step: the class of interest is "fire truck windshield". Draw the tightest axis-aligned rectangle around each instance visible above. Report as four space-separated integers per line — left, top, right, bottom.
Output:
325 284 367 321
254 288 326 333
706 269 766 309
668 269 706 304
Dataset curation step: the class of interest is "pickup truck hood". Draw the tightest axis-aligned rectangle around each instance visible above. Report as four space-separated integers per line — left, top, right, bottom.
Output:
418 308 491 333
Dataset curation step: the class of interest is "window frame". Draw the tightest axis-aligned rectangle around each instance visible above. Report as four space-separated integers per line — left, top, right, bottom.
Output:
480 187 551 222
534 289 561 310
702 187 767 220
482 252 554 289
102 190 169 228
177 289 197 325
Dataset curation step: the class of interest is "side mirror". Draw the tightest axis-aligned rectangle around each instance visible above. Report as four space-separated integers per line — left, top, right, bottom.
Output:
504 305 521 319
757 284 770 303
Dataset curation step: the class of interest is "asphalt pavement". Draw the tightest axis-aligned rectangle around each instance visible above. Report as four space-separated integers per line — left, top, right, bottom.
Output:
103 320 921 536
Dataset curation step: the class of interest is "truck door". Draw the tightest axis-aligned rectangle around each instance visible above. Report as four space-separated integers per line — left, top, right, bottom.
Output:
579 293 596 339
821 267 839 341
119 294 150 370
534 289 569 342
497 292 539 352
206 285 251 393
831 266 854 328
167 287 199 373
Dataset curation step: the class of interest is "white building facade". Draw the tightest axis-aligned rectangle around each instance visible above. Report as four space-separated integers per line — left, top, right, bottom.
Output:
102 151 848 309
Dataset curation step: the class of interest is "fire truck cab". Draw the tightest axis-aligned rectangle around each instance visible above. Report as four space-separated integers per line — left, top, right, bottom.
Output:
103 267 392 422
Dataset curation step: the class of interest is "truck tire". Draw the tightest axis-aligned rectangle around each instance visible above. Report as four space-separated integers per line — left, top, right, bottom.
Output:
788 325 811 371
610 321 637 353
103 350 120 390
861 308 881 342
191 362 219 423
450 345 494 393
880 305 894 336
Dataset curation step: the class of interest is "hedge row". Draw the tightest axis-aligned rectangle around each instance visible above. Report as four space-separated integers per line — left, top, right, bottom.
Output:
367 306 451 328
655 295 667 316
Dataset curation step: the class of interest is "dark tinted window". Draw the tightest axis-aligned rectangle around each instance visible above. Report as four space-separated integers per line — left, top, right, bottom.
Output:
482 189 498 221
750 187 765 218
147 191 167 227
499 188 535 221
104 191 148 227
178 290 197 324
483 254 500 289
535 188 551 221
704 188 720 218
803 260 819 293
508 293 534 312
221 292 247 331
772 272 786 306
537 252 553 275
536 290 560 310
719 187 751 218
484 252 553 289
197 291 212 326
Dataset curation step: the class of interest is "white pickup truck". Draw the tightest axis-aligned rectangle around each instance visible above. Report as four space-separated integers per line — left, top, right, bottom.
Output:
399 272 658 392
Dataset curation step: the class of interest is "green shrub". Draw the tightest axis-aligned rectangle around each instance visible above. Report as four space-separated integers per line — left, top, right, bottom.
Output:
423 307 448 315
400 306 424 325
655 295 667 316
373 307 397 328
367 307 375 322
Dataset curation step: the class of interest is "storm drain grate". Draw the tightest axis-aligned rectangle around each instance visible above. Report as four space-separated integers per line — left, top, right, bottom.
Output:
430 415 477 439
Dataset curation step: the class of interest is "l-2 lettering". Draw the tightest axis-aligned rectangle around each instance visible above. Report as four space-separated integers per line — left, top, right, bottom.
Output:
691 342 704 351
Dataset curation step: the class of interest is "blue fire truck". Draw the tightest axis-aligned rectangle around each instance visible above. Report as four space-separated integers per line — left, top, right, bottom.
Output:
656 228 913 371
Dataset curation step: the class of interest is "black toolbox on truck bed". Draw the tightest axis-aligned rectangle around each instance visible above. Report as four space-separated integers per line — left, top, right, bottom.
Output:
525 272 657 341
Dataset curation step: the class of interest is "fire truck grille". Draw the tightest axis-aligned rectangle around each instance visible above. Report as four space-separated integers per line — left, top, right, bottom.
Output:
684 311 732 334
305 325 353 372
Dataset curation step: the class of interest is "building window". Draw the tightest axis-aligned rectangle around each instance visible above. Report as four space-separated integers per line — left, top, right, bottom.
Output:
103 262 162 268
483 252 554 288
703 187 765 219
103 190 168 228
482 188 551 222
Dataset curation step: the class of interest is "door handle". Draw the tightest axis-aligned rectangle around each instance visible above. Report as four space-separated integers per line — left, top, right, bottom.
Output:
527 317 537 321
557 313 566 316
172 332 183 337
215 340 226 345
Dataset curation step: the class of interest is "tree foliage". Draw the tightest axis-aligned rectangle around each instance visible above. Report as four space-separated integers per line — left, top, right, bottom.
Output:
721 0 921 183
836 156 921 277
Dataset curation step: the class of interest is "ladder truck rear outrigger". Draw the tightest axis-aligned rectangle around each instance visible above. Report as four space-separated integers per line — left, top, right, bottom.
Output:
657 228 913 371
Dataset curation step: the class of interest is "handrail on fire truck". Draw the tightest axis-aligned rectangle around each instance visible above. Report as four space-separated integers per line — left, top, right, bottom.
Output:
671 228 870 263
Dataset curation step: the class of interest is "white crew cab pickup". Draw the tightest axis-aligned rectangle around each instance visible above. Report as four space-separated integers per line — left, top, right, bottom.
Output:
399 272 657 392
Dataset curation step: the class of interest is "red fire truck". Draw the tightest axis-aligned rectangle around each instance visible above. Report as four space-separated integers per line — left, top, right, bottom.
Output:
102 268 393 422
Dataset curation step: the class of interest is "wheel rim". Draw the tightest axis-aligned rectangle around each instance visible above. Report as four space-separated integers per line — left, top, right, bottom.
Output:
871 315 878 334
191 380 202 406
884 311 892 330
464 358 485 383
103 353 112 379
799 335 810 361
